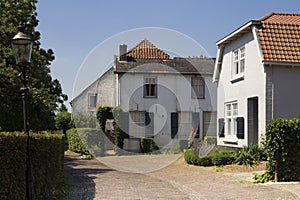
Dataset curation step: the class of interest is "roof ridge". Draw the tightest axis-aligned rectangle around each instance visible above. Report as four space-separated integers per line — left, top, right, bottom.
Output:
126 38 170 60
127 38 156 52
259 12 300 21
262 21 300 25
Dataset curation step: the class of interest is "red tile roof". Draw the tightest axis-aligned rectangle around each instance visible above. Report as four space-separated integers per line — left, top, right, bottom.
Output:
258 13 300 63
126 39 170 60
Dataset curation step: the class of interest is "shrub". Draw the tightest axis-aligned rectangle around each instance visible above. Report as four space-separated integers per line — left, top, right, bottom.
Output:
184 149 236 167
184 149 201 165
234 145 266 166
210 150 236 166
55 111 73 136
66 128 89 155
96 106 113 130
198 156 213 166
260 118 300 182
112 107 127 151
0 132 65 200
140 138 159 153
73 112 97 128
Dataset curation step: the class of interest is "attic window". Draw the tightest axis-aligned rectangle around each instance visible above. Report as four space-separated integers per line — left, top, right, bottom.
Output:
144 77 157 98
232 47 245 77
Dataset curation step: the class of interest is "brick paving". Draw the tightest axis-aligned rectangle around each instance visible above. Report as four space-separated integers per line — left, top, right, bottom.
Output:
64 152 299 200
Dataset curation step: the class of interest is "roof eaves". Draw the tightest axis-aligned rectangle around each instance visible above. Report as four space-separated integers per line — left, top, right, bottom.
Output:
216 20 261 46
263 61 300 67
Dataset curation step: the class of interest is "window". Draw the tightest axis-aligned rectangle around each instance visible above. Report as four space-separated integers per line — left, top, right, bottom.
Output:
233 47 245 77
88 94 97 108
144 77 157 98
191 77 204 99
203 111 217 137
225 102 238 136
129 111 145 138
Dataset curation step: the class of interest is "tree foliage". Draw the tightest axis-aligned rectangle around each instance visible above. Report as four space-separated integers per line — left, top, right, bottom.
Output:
0 0 67 131
55 111 72 135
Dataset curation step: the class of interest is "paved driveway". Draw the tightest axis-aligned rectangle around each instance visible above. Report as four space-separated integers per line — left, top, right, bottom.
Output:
64 152 299 200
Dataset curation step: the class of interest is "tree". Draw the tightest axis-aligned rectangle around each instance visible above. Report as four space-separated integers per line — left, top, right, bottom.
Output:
55 111 72 136
0 0 67 131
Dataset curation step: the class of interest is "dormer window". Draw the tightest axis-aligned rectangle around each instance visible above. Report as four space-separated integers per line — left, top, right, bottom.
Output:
233 47 245 77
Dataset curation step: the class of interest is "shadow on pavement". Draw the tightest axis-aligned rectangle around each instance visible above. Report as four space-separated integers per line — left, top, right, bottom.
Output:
63 153 115 200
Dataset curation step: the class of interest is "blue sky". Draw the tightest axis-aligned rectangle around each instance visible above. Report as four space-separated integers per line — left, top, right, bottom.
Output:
36 0 300 110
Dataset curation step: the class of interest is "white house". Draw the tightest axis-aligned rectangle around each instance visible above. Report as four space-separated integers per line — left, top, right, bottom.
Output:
71 67 116 115
72 39 217 151
114 39 217 148
213 12 300 147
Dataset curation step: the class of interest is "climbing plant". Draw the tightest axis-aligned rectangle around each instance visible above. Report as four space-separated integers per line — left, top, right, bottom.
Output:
255 118 300 182
96 106 113 131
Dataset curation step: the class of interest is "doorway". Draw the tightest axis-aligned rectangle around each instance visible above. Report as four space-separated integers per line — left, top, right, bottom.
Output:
247 97 258 145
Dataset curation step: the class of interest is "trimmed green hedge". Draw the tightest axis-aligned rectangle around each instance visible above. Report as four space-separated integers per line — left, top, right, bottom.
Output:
0 132 65 200
184 148 236 167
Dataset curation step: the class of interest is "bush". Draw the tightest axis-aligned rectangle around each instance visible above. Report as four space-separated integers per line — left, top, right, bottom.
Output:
198 156 213 166
66 128 89 155
184 149 201 165
73 112 97 128
55 111 73 135
96 106 113 130
140 138 159 153
184 149 236 167
260 118 300 182
234 145 266 166
210 150 236 166
0 132 65 200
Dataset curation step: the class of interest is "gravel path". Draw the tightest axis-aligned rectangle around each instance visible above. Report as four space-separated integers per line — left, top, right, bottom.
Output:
64 152 299 200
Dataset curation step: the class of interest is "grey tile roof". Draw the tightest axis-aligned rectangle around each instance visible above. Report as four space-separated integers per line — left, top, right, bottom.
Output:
115 57 215 75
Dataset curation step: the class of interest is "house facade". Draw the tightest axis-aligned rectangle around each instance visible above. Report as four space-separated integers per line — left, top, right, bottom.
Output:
213 13 300 147
115 39 217 148
71 67 116 115
72 39 217 151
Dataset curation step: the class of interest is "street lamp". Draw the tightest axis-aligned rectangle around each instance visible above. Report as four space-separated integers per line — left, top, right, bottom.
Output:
12 24 33 200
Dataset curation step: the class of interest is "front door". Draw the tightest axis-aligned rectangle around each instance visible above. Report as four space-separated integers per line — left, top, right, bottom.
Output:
247 97 258 145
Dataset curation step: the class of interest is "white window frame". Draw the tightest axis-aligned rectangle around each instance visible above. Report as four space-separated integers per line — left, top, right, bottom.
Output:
88 93 97 109
144 77 157 98
232 46 245 78
225 101 238 137
191 76 205 99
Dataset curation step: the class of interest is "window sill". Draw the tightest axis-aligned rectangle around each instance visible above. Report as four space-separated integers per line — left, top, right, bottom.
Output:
143 96 157 99
222 137 238 144
230 75 244 83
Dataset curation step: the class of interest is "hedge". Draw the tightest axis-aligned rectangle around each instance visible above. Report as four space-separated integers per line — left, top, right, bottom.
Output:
66 128 90 155
255 118 300 182
184 149 237 167
0 132 65 200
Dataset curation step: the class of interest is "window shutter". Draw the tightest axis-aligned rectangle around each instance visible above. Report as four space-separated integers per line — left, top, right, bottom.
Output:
171 113 178 139
237 117 244 139
145 112 154 138
218 118 225 137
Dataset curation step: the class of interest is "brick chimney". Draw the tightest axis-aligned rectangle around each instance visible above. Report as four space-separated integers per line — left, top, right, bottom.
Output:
119 44 127 61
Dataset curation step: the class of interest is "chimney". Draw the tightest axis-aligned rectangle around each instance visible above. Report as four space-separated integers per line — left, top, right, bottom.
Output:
119 44 127 61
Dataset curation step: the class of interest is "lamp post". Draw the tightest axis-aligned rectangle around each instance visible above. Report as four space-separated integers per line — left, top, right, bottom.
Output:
12 25 33 200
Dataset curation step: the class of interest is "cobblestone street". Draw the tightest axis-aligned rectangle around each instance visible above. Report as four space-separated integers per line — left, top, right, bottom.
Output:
64 152 300 200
